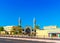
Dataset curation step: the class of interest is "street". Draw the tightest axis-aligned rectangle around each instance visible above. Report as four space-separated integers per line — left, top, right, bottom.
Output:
0 38 54 43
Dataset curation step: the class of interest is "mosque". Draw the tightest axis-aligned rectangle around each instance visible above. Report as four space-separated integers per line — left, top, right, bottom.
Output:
3 17 60 38
3 17 36 36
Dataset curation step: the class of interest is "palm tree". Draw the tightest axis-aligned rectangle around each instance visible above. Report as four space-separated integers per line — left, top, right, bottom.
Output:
35 25 40 29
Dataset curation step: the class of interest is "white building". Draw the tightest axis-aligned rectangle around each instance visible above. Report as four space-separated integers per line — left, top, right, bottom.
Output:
3 26 14 34
43 25 57 30
4 26 13 32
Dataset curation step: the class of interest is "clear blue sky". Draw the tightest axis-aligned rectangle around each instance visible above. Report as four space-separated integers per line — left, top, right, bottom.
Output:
0 0 60 29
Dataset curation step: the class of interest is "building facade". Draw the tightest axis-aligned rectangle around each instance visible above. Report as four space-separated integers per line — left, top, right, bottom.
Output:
36 26 60 38
2 17 60 38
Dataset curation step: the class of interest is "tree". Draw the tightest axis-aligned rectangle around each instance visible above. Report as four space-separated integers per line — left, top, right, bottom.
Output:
0 26 4 31
35 25 40 29
0 26 4 34
12 26 22 35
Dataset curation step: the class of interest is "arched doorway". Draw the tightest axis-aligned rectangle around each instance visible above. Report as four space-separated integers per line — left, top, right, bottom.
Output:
25 26 32 36
25 27 31 34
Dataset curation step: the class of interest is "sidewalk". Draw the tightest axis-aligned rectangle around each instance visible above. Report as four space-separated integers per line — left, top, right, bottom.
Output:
0 37 60 43
1 35 60 40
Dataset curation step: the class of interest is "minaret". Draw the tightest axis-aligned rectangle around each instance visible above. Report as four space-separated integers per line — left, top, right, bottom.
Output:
33 17 36 28
18 17 21 27
33 17 36 36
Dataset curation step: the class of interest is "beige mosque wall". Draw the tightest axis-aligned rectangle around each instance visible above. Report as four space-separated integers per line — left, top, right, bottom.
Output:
36 29 49 38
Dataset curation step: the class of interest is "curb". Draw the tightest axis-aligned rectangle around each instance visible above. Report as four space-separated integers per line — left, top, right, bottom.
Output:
0 37 60 43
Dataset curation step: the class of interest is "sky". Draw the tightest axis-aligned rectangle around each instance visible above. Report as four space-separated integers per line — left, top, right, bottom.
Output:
0 0 60 29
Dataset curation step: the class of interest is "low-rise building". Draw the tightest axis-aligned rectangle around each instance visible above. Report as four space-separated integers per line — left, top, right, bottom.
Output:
3 26 22 35
36 26 60 38
3 26 14 35
43 25 57 30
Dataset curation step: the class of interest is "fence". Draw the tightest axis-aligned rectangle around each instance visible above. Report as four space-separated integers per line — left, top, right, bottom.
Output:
0 35 60 40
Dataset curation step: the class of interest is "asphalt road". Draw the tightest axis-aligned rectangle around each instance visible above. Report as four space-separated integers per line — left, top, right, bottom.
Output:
0 38 54 43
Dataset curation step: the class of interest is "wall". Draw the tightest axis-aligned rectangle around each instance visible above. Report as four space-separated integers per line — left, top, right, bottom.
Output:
36 29 49 38
36 29 60 38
